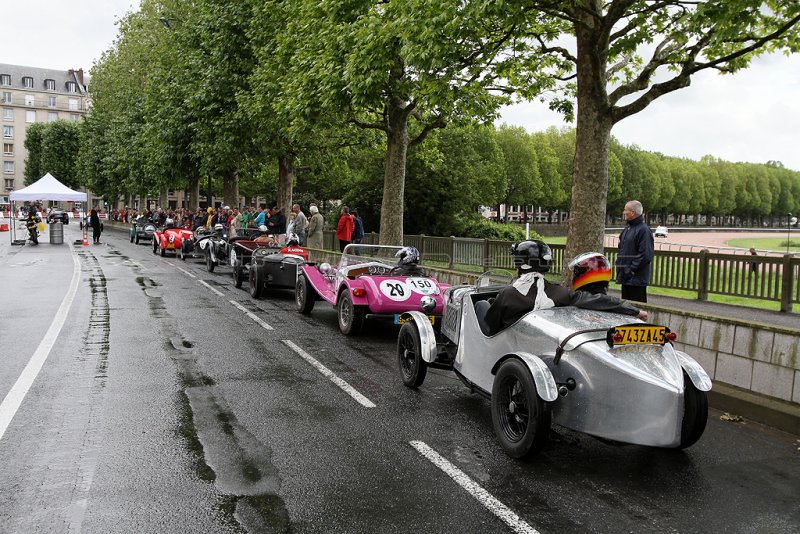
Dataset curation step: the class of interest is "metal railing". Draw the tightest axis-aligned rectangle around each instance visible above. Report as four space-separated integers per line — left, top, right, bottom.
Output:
322 230 799 311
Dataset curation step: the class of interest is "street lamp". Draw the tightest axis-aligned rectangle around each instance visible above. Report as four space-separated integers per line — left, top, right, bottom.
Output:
789 213 798 254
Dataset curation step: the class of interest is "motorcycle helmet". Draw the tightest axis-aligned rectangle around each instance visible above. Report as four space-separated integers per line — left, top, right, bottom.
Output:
258 225 268 232
568 252 612 291
286 233 300 246
213 223 225 232
165 218 175 228
395 246 420 266
511 240 552 273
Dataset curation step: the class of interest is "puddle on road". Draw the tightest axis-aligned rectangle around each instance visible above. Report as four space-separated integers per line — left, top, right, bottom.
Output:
127 263 289 531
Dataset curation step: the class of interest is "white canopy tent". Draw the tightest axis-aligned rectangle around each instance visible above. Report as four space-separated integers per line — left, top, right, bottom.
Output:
7 173 87 243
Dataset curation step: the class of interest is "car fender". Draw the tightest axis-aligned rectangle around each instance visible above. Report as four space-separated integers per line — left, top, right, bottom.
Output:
339 280 370 306
491 352 558 402
299 264 337 304
674 350 713 391
399 311 438 363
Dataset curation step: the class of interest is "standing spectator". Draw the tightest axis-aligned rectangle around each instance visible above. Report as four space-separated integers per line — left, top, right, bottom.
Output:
230 208 242 237
89 205 102 244
254 206 266 228
286 211 296 239
306 204 324 249
615 200 654 303
749 247 758 275
292 204 307 246
267 206 286 235
351 208 364 244
336 206 354 252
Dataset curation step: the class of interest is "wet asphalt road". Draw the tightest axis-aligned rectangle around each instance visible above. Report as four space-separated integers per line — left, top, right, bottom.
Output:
1 223 798 534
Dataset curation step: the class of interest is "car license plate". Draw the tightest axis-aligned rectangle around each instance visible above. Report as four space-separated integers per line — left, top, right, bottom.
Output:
608 325 666 346
395 314 435 325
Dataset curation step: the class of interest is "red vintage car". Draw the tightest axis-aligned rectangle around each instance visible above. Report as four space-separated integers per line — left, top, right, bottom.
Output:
152 223 194 258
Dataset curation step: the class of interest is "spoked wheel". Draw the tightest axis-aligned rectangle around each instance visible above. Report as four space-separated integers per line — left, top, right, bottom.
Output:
160 244 166 257
397 321 427 388
135 234 140 244
337 290 364 335
295 274 316 314
181 242 188 261
491 359 550 459
205 250 216 272
233 261 245 288
152 239 158 254
249 265 262 299
678 372 708 449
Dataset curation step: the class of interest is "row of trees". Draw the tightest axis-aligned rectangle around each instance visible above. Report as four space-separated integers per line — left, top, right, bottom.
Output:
44 1 800 264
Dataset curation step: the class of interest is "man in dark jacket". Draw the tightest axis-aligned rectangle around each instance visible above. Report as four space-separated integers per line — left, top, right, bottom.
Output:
484 241 646 336
615 200 654 302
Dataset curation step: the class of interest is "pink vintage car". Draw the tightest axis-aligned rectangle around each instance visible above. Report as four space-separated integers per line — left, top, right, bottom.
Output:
295 244 449 335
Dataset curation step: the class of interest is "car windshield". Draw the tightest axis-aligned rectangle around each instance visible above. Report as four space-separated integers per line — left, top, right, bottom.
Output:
340 244 404 269
477 270 514 288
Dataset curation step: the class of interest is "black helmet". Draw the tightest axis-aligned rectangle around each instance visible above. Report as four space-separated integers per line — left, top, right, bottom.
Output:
395 246 420 266
511 240 552 273
286 233 300 246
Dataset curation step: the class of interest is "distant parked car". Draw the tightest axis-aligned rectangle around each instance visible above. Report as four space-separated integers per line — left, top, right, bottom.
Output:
47 209 70 224
654 226 668 238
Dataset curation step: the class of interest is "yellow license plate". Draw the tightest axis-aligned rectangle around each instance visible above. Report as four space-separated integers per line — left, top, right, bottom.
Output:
395 315 435 325
609 325 666 346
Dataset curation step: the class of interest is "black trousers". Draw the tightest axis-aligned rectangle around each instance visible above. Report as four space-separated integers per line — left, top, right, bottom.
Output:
339 240 350 252
92 226 101 242
621 284 647 303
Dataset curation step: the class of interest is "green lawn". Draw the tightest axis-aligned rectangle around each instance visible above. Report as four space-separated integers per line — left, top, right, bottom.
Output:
726 237 800 253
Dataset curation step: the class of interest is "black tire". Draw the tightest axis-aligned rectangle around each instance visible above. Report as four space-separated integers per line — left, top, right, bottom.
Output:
181 241 187 261
160 244 166 257
233 261 244 288
130 231 134 243
397 321 428 388
678 372 709 449
491 359 550 459
206 250 216 273
337 290 365 335
135 234 140 245
295 274 316 314
178 243 184 261
152 239 158 255
249 266 262 298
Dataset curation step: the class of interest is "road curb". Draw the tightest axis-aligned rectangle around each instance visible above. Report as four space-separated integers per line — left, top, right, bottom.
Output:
710 381 800 436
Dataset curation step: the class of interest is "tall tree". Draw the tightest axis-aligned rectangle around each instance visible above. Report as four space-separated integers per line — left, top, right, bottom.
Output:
509 1 800 275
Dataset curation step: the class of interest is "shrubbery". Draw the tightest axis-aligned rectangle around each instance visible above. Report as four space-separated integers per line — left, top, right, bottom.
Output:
455 216 541 242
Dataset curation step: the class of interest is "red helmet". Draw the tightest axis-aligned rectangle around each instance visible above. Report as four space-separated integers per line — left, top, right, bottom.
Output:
568 252 612 290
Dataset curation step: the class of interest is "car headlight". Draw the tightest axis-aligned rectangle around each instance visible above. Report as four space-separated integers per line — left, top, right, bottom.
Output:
420 295 436 313
319 262 332 274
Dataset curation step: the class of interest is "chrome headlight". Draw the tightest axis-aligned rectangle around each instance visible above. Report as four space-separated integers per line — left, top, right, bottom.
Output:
420 295 436 313
319 262 332 274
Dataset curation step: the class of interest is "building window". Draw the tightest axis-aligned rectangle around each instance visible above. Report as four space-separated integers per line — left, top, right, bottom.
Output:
70 113 80 121
1 92 10 104
3 161 13 174
66 81 78 93
2 143 12 156
48 96 57 108
2 108 11 121
22 76 34 88
0 74 10 86
26 111 36 123
44 79 55 90
4 179 13 191
25 95 34 106
47 112 58 122
3 126 13 138
68 98 78 111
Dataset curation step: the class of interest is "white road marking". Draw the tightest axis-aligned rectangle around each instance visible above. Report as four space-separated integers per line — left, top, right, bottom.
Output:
175 265 196 278
0 246 82 442
197 279 225 297
229 300 274 330
282 340 376 408
410 440 539 534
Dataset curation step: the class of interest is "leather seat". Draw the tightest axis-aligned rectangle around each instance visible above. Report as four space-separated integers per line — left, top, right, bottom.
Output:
474 300 492 336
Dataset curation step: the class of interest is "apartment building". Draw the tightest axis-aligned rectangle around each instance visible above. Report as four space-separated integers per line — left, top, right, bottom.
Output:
1 63 88 204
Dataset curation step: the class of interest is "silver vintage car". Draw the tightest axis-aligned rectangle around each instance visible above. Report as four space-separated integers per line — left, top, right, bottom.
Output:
397 275 712 459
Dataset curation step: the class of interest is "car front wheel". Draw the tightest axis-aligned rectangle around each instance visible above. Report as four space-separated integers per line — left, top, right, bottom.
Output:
295 274 316 314
397 321 427 388
491 359 550 459
130 231 135 243
233 261 244 288
337 290 364 335
152 239 158 255
205 250 216 272
249 265 262 298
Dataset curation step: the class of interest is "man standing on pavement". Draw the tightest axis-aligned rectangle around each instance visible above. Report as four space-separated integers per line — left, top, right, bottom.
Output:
292 204 307 246
615 200 654 303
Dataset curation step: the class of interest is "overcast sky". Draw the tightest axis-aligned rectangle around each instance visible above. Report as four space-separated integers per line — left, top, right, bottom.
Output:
4 0 799 171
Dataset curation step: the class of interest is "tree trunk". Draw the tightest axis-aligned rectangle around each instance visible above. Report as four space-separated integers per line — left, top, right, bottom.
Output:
159 187 168 210
278 155 295 217
378 101 409 246
222 171 239 209
188 177 200 210
563 8 613 283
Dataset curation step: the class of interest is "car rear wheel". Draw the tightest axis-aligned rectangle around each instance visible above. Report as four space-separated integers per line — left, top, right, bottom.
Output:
160 244 166 257
130 231 134 243
152 239 158 254
205 249 216 272
233 261 245 288
678 372 708 449
180 241 188 261
397 321 427 388
492 359 550 459
295 274 316 314
337 290 364 335
135 234 140 244
249 266 262 298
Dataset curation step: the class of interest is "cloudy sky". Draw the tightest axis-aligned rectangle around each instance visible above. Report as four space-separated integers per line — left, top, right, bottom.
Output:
4 0 799 171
